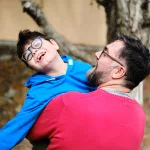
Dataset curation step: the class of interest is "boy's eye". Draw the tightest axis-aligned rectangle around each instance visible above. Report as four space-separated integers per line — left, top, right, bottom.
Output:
24 50 31 58
22 49 32 61
32 42 41 48
32 38 42 49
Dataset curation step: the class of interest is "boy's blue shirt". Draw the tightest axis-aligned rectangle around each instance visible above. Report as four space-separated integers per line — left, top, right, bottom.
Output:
0 55 96 149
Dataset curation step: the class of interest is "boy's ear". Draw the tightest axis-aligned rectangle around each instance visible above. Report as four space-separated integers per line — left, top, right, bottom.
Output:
50 39 59 50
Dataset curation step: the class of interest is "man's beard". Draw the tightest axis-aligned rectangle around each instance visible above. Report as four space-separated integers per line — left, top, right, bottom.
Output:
87 67 112 87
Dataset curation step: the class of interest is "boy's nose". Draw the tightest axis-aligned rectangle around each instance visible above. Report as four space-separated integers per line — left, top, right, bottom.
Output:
32 50 38 56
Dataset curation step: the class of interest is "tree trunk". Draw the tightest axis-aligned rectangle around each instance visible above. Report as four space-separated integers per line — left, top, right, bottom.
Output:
96 0 150 45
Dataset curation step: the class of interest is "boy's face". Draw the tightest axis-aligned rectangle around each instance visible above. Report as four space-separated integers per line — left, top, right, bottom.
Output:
24 37 59 73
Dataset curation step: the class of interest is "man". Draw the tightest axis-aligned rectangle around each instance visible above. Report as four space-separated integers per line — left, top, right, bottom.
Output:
27 33 150 150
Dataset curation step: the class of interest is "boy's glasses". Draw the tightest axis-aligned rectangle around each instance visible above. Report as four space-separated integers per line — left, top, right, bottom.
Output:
21 36 42 62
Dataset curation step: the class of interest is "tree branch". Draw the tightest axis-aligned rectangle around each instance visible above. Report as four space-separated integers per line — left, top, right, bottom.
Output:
95 0 113 8
95 0 108 7
74 44 102 52
0 40 101 63
20 0 97 65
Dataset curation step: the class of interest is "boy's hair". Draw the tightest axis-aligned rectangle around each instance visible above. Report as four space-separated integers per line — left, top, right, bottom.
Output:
116 33 150 89
17 29 50 66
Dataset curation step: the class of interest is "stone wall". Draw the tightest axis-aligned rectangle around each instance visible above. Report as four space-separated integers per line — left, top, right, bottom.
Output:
0 53 33 149
0 53 150 150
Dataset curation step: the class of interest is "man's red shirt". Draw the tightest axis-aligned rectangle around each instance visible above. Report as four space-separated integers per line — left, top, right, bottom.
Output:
27 89 146 150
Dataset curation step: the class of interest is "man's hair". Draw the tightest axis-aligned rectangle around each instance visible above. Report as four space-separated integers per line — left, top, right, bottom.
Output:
17 29 50 66
116 33 150 89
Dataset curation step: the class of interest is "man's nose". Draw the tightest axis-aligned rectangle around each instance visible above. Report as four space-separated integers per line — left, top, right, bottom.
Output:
95 51 101 59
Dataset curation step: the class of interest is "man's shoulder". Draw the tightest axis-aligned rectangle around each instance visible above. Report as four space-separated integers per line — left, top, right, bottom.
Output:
59 91 96 107
63 91 87 99
45 92 89 108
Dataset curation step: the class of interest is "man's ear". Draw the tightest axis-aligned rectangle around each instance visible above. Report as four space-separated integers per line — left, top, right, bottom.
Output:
112 66 126 79
50 39 59 50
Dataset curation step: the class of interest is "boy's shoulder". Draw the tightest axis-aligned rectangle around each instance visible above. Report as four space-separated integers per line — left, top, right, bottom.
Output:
25 72 50 88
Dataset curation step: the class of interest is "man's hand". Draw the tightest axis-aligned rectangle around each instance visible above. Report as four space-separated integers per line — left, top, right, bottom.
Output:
32 139 49 150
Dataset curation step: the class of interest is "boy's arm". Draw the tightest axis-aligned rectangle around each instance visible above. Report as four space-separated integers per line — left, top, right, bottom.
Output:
0 93 49 150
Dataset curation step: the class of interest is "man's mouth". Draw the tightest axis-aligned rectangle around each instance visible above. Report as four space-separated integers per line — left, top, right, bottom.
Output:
37 52 46 62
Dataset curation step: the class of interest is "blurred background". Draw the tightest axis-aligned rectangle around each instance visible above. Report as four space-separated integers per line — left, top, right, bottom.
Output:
0 0 150 150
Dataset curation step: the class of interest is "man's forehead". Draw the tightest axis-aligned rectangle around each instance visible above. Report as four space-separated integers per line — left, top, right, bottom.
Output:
109 40 124 47
106 40 124 51
104 40 124 58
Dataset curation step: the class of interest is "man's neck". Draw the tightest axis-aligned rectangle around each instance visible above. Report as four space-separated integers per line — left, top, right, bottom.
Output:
98 82 131 94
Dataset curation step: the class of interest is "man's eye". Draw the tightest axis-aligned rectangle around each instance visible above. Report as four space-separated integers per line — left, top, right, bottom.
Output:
102 53 107 57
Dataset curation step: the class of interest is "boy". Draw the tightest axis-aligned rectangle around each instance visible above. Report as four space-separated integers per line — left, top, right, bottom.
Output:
0 29 95 149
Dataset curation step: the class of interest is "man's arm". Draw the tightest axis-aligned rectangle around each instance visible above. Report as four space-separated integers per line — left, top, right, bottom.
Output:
31 139 49 150
25 93 65 150
27 94 65 141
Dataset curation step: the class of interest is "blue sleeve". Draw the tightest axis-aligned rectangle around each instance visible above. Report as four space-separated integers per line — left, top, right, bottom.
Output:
0 93 50 149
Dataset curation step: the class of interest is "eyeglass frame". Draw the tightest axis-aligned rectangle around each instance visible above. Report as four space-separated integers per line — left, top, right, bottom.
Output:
98 49 127 76
21 36 42 62
99 49 125 67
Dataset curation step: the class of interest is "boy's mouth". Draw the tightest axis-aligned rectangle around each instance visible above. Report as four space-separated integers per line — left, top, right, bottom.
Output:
37 52 46 62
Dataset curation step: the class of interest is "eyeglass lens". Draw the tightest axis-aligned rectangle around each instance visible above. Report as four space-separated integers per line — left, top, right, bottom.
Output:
100 50 124 66
31 38 42 49
22 38 42 61
22 50 32 61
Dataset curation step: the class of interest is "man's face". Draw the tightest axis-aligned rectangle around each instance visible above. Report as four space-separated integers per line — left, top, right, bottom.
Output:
87 40 125 86
24 38 59 72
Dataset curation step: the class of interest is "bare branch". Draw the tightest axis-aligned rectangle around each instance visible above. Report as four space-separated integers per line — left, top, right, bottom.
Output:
95 0 108 7
0 40 101 64
74 44 102 52
20 0 96 65
95 0 113 8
